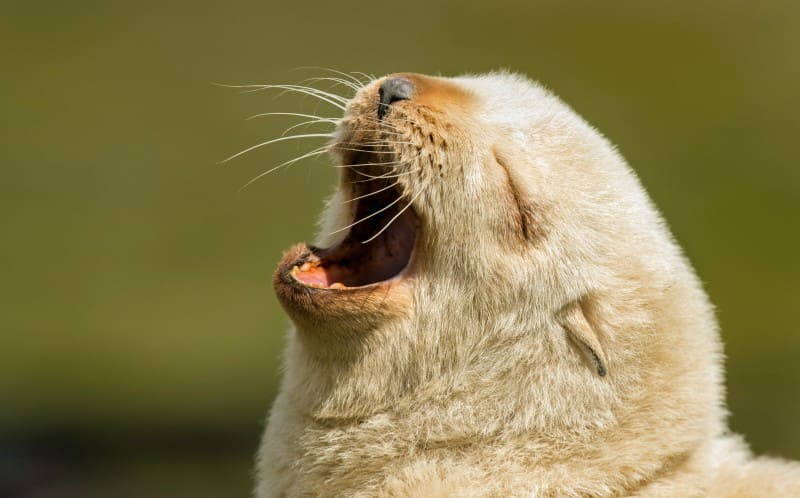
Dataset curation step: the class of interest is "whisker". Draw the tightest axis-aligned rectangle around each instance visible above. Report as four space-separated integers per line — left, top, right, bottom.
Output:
300 76 362 93
360 140 414 146
331 145 412 158
344 181 400 203
345 112 411 126
345 164 414 180
332 145 394 155
349 168 420 181
211 82 260 90
270 84 350 104
332 146 396 155
238 147 328 191
281 118 337 137
292 66 367 87
352 130 407 137
347 167 395 179
223 81 346 98
358 132 409 139
219 133 332 164
246 112 339 123
351 71 377 84
332 130 408 145
353 121 418 135
334 159 405 169
323 113 404 130
269 86 348 110
361 185 426 244
329 193 406 236
226 84 347 110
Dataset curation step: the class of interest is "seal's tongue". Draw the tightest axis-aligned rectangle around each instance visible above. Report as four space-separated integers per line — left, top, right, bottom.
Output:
290 262 333 288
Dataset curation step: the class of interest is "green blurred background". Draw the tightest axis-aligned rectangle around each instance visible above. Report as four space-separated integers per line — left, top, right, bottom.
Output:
1 1 798 496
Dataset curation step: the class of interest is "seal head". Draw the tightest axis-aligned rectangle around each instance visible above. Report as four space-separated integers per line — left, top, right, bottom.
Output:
259 72 744 497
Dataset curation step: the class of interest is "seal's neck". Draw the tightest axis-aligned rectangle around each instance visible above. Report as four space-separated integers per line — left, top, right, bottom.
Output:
272 285 725 495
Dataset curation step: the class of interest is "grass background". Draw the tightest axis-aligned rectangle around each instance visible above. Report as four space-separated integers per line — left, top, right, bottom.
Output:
1 1 798 496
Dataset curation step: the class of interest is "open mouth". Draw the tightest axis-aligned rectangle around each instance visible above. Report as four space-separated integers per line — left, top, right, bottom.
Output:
287 154 418 291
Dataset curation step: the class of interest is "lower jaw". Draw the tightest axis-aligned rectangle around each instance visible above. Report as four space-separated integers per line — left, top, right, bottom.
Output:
272 243 415 328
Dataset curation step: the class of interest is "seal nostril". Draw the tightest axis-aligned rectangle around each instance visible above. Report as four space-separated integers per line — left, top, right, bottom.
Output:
378 77 414 120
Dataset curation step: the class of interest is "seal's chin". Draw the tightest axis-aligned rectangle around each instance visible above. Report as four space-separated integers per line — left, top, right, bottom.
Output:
276 173 418 299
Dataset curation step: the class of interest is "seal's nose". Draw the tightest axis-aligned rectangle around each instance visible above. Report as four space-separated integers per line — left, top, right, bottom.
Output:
378 77 414 120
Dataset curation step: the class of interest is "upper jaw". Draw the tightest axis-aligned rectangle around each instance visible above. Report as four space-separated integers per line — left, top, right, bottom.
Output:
272 78 425 322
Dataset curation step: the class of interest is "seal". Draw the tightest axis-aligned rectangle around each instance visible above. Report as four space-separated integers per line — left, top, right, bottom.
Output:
255 72 800 497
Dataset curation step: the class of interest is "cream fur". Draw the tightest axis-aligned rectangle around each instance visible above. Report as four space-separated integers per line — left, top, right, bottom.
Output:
255 72 800 497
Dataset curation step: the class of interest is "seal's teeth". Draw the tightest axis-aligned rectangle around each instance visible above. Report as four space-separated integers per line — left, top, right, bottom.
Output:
299 262 312 272
330 282 345 289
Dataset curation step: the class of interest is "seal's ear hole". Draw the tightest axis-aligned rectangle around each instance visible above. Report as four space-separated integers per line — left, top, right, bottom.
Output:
559 298 608 377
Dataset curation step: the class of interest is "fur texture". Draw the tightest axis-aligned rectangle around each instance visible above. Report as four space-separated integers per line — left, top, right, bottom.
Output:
255 72 800 497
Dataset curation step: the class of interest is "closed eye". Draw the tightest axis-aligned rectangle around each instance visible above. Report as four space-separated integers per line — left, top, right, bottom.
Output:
492 147 545 243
